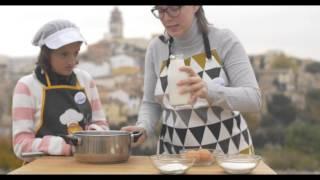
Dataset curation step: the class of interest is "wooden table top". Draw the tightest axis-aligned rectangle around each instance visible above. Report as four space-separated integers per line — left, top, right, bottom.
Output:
9 156 276 175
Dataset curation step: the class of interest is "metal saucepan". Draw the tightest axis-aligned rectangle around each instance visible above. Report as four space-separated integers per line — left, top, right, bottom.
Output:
22 130 142 164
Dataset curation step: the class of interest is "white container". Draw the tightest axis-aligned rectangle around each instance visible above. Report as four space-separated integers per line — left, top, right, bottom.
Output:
167 54 191 107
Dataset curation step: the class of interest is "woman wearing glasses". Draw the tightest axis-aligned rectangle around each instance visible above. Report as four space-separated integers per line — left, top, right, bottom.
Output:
122 6 261 155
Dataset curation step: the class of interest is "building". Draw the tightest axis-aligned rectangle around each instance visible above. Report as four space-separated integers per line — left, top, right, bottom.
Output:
6 56 36 82
109 7 123 40
0 55 8 80
76 61 111 78
110 54 140 75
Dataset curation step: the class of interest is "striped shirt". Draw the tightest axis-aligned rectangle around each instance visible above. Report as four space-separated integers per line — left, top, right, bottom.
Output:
12 68 109 161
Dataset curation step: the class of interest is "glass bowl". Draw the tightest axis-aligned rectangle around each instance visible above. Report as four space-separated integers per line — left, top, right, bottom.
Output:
216 153 262 174
150 154 195 174
179 148 219 166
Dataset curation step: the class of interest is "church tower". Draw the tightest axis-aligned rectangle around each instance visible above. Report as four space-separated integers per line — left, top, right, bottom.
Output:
109 7 123 40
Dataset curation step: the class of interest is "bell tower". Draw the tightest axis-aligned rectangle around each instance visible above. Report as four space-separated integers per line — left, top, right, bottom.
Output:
109 7 123 40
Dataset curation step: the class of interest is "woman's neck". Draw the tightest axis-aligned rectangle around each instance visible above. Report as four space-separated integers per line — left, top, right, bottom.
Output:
173 18 203 50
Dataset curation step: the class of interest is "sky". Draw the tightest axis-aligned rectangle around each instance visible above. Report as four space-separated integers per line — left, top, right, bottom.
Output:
0 5 320 61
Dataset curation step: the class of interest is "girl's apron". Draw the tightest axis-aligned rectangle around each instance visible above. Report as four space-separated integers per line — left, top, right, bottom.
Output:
35 72 92 137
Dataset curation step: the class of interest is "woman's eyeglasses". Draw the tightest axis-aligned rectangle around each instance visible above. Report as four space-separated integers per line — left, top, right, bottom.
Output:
151 6 182 19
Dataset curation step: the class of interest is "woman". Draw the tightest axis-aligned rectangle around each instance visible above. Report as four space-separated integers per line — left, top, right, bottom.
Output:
122 6 261 155
12 19 109 161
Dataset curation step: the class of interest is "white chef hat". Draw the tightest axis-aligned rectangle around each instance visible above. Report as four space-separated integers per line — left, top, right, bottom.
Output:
32 19 87 49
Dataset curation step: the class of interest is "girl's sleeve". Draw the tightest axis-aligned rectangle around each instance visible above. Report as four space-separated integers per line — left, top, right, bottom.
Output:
87 79 109 130
12 80 71 162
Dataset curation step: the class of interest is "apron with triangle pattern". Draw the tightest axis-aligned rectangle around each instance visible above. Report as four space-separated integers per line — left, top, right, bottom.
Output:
154 33 254 155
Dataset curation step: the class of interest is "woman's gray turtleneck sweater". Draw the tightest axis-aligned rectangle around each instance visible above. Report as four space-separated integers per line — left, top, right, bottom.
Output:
137 18 262 137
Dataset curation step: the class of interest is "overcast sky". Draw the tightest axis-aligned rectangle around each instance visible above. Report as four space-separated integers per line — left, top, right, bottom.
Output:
0 5 319 61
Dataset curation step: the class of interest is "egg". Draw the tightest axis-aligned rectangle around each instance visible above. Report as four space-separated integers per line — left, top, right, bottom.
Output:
198 149 213 162
185 150 200 162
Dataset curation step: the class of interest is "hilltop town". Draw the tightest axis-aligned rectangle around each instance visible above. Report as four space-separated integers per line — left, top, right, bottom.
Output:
1 7 320 158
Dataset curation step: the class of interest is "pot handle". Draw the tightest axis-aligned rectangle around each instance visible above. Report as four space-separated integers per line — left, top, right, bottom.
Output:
131 131 143 143
60 134 81 146
21 151 46 158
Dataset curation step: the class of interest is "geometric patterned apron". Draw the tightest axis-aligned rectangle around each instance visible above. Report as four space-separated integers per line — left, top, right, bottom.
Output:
154 34 254 155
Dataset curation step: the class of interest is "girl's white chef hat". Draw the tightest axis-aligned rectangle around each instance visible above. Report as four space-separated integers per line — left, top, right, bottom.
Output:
32 19 87 49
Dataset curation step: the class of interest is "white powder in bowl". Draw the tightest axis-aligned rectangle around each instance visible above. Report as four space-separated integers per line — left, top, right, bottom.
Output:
159 163 188 174
220 162 257 174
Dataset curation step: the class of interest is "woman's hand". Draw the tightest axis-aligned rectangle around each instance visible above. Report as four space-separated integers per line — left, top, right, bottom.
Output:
177 66 209 104
120 126 147 147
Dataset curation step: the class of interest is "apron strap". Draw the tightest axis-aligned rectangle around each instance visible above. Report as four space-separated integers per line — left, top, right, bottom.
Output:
167 32 212 62
75 81 81 89
162 32 231 82
44 72 52 87
167 37 174 67
202 33 212 59
202 32 231 82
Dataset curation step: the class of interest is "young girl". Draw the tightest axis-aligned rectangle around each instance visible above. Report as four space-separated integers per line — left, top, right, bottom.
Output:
12 19 109 161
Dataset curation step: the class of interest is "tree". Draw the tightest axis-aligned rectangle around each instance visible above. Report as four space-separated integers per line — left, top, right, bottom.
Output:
305 62 320 74
241 112 261 133
270 53 298 71
305 89 320 122
285 121 320 155
252 125 285 148
267 94 296 125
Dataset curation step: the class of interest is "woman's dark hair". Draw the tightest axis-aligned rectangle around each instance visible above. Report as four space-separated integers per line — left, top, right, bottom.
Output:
36 45 52 72
195 6 210 35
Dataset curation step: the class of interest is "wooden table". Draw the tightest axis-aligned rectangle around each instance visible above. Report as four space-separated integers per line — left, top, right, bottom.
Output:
9 156 276 174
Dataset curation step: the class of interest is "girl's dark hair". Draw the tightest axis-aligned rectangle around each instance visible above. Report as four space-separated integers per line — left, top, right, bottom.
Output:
36 45 52 72
195 6 210 35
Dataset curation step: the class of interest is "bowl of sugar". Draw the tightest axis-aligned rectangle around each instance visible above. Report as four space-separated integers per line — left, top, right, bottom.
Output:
216 154 261 174
150 154 195 175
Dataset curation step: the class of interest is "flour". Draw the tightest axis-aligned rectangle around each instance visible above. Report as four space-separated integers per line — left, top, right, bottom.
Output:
220 162 256 174
159 163 188 174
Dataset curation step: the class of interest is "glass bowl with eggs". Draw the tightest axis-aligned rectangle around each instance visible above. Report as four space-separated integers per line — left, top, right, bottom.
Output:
179 148 220 166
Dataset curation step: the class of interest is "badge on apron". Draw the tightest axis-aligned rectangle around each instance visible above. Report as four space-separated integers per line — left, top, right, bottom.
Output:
74 92 87 105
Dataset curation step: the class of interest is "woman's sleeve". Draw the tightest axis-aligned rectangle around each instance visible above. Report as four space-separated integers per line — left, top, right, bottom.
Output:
207 29 262 112
136 44 162 138
12 80 72 162
87 79 109 130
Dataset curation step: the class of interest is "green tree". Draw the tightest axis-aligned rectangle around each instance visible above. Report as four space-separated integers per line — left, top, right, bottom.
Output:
305 62 320 74
305 89 320 122
285 121 320 155
241 112 261 133
267 94 296 125
271 53 298 71
257 145 320 171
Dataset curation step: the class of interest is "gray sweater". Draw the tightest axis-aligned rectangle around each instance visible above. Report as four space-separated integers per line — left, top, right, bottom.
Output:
137 18 262 137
